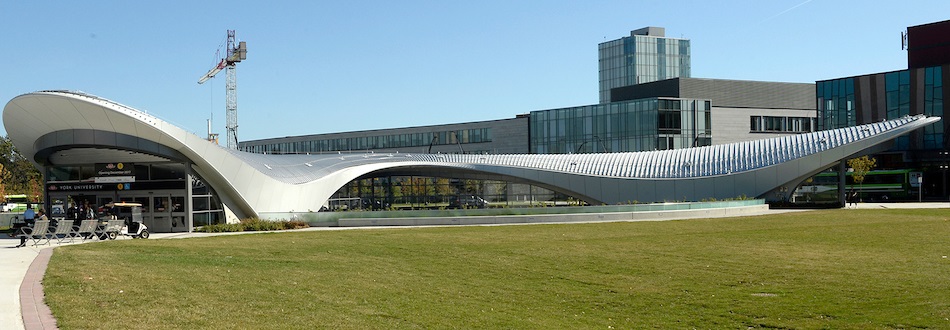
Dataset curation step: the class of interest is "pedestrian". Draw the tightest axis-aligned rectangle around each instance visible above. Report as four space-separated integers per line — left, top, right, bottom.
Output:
15 209 46 248
22 204 35 225
66 202 78 224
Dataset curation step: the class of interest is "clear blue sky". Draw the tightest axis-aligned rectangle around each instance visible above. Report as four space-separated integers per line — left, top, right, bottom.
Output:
2 1 948 141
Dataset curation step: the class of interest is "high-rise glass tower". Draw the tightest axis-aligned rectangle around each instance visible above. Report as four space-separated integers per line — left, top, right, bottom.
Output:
598 27 691 103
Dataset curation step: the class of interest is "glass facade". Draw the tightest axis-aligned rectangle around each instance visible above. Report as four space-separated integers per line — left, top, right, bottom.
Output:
242 128 492 154
816 77 858 130
328 176 579 210
922 66 944 149
817 67 944 150
529 98 711 154
750 116 814 133
44 162 217 231
598 35 691 103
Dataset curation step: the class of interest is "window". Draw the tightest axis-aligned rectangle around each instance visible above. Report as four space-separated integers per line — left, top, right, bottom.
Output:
751 116 813 133
658 110 681 134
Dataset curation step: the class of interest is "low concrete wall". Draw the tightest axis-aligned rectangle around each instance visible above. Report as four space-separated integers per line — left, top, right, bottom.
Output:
338 204 770 227
0 212 19 228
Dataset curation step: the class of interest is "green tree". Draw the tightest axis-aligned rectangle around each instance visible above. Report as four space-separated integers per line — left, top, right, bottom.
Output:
0 136 42 197
435 178 453 203
0 163 6 202
463 179 480 195
847 155 877 201
28 177 43 203
391 181 404 204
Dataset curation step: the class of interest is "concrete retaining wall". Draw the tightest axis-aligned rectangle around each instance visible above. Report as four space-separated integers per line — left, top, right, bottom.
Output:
338 204 770 227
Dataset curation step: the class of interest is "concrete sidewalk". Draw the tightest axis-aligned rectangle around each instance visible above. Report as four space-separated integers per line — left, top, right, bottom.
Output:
2 203 946 329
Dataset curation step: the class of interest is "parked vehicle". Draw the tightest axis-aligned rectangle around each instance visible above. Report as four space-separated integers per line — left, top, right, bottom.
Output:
449 195 488 209
1 194 34 213
100 202 149 239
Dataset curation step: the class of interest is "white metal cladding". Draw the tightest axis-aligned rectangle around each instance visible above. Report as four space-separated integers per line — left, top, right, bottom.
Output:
3 90 941 218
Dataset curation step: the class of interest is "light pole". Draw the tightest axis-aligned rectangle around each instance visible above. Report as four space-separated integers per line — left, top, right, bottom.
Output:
940 151 949 203
693 132 707 147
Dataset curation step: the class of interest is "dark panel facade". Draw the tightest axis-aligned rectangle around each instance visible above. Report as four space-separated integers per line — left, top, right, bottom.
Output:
609 78 680 102
907 19 950 69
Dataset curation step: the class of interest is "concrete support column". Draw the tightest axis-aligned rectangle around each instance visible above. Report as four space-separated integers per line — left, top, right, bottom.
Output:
185 162 193 233
838 161 847 208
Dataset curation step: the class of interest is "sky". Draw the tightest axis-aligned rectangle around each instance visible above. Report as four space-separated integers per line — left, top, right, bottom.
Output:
1 1 949 142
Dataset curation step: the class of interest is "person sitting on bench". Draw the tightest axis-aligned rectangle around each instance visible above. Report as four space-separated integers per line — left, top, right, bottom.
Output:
15 209 46 248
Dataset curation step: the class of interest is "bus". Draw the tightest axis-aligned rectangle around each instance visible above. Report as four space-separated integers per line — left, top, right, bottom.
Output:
1 194 36 213
795 169 920 202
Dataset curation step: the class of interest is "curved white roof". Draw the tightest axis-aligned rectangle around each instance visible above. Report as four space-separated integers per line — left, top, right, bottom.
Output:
3 91 940 219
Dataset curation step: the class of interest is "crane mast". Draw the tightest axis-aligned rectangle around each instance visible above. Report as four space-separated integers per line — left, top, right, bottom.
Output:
198 30 247 149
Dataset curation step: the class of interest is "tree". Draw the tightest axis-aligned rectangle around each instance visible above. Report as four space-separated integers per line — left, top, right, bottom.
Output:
435 178 453 203
847 155 877 202
0 163 6 202
28 177 43 203
0 136 42 197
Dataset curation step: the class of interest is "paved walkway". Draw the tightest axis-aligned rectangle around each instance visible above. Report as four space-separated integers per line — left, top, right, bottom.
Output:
2 202 947 329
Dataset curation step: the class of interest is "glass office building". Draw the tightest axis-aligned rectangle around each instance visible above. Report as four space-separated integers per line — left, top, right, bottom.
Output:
599 27 691 103
811 65 947 201
817 67 944 151
530 98 711 154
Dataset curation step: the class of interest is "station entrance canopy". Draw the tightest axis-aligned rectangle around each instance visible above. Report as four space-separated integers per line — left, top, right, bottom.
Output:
3 91 941 220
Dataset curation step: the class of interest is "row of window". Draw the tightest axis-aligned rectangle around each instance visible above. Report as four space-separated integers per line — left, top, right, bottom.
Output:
598 36 690 103
530 98 712 154
330 176 575 210
817 66 944 150
242 128 492 154
47 163 186 182
597 36 690 59
922 66 944 150
749 116 814 133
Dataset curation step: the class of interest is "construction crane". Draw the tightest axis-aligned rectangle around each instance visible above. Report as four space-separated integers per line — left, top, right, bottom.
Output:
198 30 247 149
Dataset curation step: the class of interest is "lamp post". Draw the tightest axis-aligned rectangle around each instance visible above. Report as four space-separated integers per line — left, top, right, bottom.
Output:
940 151 949 203
693 132 707 147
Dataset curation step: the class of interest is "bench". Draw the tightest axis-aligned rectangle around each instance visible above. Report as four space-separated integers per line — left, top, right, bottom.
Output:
16 220 51 247
50 220 74 244
71 220 99 242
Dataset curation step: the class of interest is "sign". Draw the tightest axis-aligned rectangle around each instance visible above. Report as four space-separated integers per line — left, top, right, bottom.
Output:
47 180 185 192
94 176 136 183
96 162 134 176
909 172 923 187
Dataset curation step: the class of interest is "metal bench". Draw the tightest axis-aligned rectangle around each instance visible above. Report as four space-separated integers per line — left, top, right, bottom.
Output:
50 220 74 244
71 220 99 242
16 220 51 247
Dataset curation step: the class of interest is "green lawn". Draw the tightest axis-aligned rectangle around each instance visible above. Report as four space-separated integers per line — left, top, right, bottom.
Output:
44 209 950 329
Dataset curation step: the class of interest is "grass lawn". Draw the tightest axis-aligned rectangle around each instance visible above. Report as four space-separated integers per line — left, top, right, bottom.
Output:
44 209 950 329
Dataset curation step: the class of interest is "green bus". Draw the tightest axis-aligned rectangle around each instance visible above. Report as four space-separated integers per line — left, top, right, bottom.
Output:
796 169 921 201
1 194 35 213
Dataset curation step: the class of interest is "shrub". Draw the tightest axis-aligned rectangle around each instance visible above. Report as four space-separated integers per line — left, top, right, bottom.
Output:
196 218 309 233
